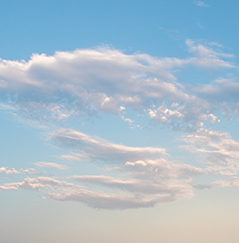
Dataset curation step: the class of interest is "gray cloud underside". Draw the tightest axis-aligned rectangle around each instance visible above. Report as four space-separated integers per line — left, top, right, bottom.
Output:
0 167 20 175
193 1 210 8
0 176 76 192
0 175 192 209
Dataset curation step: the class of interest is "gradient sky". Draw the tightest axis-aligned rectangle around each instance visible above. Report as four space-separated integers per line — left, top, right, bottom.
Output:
1 1 239 242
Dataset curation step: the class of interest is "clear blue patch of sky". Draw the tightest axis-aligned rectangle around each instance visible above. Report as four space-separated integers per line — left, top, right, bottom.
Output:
0 0 238 62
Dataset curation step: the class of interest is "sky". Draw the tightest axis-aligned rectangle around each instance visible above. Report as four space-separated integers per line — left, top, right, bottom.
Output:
1 0 239 242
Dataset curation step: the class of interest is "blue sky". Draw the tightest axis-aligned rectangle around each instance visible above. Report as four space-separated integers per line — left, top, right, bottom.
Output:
1 1 239 242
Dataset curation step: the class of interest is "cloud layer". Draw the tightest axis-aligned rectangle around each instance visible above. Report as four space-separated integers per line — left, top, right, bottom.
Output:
0 129 203 209
1 40 239 209
0 40 236 130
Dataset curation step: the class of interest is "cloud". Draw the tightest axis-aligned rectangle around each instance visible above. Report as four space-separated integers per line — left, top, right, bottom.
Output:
50 128 167 163
182 128 239 176
0 172 193 209
49 159 197 210
0 176 76 192
0 177 46 191
189 78 239 119
47 156 199 209
0 167 20 175
48 190 177 210
186 39 234 68
1 128 204 209
193 1 210 8
33 162 69 170
192 79 239 100
192 184 212 190
0 42 235 130
20 168 40 175
48 129 203 209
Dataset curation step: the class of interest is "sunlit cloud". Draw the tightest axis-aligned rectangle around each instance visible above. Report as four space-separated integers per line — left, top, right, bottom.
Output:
0 41 235 130
33 162 69 170
193 1 210 8
1 40 238 209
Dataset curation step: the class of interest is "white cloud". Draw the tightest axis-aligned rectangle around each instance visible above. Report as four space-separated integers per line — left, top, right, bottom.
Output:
186 39 234 68
51 128 167 163
47 156 200 209
0 177 46 191
1 42 238 209
182 128 239 176
0 42 235 130
147 98 220 130
192 78 239 101
0 176 76 192
213 179 239 188
0 172 193 209
0 167 20 175
33 162 69 170
187 78 239 121
193 1 210 8
0 128 205 209
124 117 134 123
47 129 204 209
20 168 40 174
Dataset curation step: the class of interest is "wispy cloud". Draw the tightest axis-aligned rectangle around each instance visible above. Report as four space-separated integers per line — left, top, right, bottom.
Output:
0 129 203 209
193 1 210 8
182 128 239 176
0 176 76 192
33 162 69 170
1 41 239 209
0 167 20 175
50 128 167 163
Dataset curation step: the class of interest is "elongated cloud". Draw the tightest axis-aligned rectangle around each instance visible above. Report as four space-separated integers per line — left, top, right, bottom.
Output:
182 128 239 176
0 167 20 175
48 190 178 210
0 41 235 130
0 41 238 209
48 129 202 209
0 176 76 191
193 1 210 8
0 129 203 209
0 173 193 209
33 162 69 170
50 128 167 163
